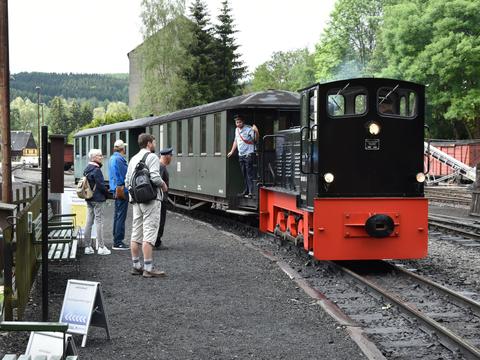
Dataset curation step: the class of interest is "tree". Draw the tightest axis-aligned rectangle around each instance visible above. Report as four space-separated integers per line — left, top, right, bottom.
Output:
213 0 247 99
314 0 387 81
181 0 217 107
136 0 192 116
48 97 69 135
250 49 316 92
377 0 480 138
105 102 132 124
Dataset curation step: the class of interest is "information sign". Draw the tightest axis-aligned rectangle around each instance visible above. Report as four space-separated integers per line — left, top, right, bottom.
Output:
59 279 110 347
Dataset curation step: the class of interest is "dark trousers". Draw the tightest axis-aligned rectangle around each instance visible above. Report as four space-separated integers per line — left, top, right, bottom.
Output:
113 199 128 246
155 201 168 247
239 154 255 194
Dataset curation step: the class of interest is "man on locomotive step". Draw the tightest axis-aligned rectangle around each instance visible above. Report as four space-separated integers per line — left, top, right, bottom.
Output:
109 139 130 250
125 133 168 278
227 114 259 198
154 147 173 250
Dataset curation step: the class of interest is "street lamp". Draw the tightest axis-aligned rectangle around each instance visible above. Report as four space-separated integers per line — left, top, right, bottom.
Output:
36 86 41 166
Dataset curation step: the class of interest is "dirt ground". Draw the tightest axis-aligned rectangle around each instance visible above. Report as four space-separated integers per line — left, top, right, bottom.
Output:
1 201 365 359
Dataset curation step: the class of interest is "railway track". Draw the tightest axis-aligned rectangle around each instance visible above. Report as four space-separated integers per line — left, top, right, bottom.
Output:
333 260 480 359
429 214 480 243
425 186 472 207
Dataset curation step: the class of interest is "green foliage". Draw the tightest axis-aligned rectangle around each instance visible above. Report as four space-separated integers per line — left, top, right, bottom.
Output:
213 0 247 99
314 0 386 81
250 49 316 92
378 0 480 138
10 72 128 104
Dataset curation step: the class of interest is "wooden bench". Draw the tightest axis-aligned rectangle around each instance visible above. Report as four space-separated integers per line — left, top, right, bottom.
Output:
0 321 78 360
47 203 79 241
32 213 78 265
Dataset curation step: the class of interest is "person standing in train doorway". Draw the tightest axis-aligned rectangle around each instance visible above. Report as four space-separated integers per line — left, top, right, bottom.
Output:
227 114 259 198
154 147 173 250
109 139 130 250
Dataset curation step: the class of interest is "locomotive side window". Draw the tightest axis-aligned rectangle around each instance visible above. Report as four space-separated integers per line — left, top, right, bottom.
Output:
177 121 183 155
378 86 417 118
327 86 367 117
214 113 221 155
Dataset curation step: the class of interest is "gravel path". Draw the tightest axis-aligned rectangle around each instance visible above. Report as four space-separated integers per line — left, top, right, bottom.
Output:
1 202 365 359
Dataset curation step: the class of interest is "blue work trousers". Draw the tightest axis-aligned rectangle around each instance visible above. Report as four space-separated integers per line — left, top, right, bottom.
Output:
239 154 256 195
113 199 128 246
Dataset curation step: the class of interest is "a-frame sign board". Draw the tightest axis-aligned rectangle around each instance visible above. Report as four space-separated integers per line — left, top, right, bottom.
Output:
59 279 111 347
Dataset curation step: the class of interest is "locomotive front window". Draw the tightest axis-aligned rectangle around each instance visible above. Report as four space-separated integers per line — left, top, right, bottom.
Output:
327 86 367 117
378 86 417 118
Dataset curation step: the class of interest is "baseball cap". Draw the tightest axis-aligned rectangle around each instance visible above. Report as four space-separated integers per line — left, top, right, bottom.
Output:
114 139 127 148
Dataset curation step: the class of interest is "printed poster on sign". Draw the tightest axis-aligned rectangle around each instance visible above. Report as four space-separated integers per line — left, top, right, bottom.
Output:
62 188 96 240
59 280 97 335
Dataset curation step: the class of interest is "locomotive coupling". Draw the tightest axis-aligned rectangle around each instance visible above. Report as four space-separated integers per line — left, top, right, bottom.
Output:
365 214 395 238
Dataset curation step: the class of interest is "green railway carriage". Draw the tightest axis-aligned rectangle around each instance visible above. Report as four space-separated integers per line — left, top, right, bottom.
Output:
73 116 156 184
147 90 300 212
73 90 300 212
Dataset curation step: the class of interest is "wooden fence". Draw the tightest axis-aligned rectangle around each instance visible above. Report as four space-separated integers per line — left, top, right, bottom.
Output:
1 184 41 320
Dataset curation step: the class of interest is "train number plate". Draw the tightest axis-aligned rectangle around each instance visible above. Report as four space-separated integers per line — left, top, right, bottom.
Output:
365 139 380 150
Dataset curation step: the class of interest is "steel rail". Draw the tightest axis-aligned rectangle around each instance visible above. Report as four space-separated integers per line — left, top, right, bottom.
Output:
333 262 480 360
429 220 480 241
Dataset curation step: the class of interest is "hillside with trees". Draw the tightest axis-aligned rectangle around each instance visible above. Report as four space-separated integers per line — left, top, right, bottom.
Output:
10 72 128 105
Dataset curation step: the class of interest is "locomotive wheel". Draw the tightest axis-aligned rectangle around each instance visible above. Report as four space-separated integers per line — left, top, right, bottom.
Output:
276 211 287 232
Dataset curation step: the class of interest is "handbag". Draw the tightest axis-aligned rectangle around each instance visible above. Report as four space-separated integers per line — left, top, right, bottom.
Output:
115 185 127 200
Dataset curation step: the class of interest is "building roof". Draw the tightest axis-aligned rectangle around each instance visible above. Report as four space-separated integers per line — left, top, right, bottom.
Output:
11 131 37 151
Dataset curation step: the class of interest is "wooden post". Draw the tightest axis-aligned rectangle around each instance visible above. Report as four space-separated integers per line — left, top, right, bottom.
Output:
0 0 12 203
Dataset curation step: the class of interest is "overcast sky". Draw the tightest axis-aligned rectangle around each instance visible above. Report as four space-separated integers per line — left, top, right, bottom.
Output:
8 0 336 75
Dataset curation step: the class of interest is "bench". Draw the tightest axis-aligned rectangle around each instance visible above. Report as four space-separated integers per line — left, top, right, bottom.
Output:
47 203 79 241
32 213 78 265
0 321 78 360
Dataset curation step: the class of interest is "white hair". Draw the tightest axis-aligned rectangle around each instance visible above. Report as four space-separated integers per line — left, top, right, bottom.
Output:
88 148 102 161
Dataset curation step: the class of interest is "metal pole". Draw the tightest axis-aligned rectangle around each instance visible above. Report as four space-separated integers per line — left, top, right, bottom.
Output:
41 125 48 321
36 86 41 167
0 0 12 203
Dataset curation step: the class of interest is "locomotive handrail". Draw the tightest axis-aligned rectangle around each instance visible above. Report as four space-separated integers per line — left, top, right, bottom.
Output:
424 125 431 175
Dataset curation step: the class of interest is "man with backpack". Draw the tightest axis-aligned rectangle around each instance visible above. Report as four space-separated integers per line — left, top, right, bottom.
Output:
125 133 168 278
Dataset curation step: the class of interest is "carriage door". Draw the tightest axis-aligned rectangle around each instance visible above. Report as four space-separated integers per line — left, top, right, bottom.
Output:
299 87 318 209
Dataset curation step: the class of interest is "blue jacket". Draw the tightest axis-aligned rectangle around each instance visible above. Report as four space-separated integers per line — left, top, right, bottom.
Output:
84 163 108 202
108 151 129 196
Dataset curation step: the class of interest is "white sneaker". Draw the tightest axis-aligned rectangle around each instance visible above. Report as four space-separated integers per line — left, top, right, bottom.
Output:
84 246 94 255
98 246 111 255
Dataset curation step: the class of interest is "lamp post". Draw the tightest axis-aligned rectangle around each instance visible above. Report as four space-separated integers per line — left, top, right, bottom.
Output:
36 86 41 166
41 103 45 126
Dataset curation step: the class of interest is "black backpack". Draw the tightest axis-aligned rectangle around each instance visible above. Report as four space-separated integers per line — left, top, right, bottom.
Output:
130 152 157 203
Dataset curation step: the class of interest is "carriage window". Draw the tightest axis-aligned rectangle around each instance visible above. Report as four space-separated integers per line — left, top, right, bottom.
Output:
102 134 107 156
167 122 172 147
214 113 221 154
188 118 193 155
75 138 79 156
378 86 417 118
119 131 127 142
177 121 183 155
81 137 86 156
110 132 115 152
93 135 99 149
200 116 207 155
327 86 367 117
159 125 164 149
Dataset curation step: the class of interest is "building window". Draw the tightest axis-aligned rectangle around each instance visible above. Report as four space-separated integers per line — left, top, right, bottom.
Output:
188 118 193 154
81 137 86 156
200 116 206 154
214 113 221 154
177 121 183 155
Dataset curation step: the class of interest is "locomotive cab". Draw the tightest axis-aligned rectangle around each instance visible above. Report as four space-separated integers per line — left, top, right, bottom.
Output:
259 78 428 260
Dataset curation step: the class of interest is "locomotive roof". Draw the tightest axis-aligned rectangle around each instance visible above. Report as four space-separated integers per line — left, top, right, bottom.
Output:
73 90 299 138
299 77 424 92
74 116 159 137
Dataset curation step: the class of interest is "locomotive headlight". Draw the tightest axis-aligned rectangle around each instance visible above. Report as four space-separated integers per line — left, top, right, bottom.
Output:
416 172 426 183
324 173 334 183
368 122 381 135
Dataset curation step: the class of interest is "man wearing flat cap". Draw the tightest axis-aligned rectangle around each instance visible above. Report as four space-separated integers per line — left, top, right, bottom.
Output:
109 139 130 250
155 147 173 249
